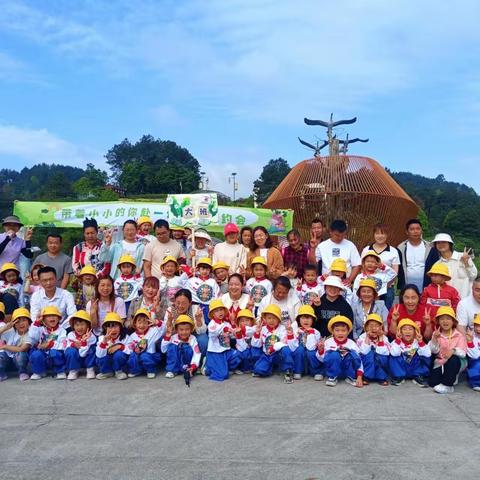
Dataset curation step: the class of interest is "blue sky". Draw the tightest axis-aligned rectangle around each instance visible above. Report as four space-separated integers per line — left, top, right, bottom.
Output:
0 0 479 197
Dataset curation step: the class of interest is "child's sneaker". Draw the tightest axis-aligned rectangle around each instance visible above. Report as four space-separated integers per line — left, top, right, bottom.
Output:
0 375 8 382
67 370 79 381
234 369 244 375
30 373 43 380
412 376 428 388
293 373 302 380
127 373 139 378
314 374 324 381
473 386 480 392
433 383 454 394
56 372 67 380
165 372 175 379
325 376 338 387
147 372 156 379
251 372 260 377
345 377 357 386
86 368 96 379
115 371 127 380
284 370 294 384
19 373 29 382
390 377 404 386
96 372 114 380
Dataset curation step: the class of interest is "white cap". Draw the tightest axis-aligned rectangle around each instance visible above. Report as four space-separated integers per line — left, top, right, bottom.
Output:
187 230 211 242
323 275 346 291
432 233 453 244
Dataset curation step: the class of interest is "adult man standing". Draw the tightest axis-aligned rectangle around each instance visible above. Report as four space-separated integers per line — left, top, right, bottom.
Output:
143 220 185 280
315 219 361 286
457 277 480 332
307 218 325 271
30 266 76 328
0 215 33 270
397 219 434 291
33 234 73 289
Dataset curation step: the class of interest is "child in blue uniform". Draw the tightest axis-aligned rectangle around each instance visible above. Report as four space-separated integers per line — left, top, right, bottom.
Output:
466 313 480 391
234 308 260 373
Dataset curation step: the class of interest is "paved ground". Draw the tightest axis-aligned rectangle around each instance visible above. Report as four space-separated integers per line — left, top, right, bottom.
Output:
1 373 479 480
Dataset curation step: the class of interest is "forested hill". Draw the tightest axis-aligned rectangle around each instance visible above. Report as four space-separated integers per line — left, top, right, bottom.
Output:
390 171 480 242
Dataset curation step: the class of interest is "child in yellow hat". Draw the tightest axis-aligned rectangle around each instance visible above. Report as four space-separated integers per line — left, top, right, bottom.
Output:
0 306 32 381
95 312 129 380
251 304 295 383
159 255 189 308
319 258 354 305
64 310 96 381
233 308 260 374
389 318 431 386
428 306 467 393
204 299 241 381
296 264 323 306
291 305 324 380
72 265 98 310
136 216 155 245
421 263 460 317
466 313 480 391
356 313 390 385
162 315 201 379
114 254 143 311
212 261 230 295
245 257 273 316
29 306 68 380
317 315 364 387
0 263 23 306
353 250 397 298
126 308 164 379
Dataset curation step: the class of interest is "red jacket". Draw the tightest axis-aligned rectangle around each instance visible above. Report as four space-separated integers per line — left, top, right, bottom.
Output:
421 283 460 316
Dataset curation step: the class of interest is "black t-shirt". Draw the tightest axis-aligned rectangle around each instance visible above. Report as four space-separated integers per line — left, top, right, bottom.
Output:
313 294 354 338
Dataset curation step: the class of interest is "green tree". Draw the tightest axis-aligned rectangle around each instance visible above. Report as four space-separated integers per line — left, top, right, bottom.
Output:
73 163 113 199
253 158 291 205
105 135 201 195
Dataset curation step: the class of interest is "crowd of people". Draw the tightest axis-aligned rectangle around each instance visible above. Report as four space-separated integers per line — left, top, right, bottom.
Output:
0 213 479 394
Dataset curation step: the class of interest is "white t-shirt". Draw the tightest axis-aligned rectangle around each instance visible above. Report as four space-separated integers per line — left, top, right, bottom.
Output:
405 241 426 291
315 239 361 275
361 245 400 268
121 240 137 256
457 294 480 329
212 242 247 274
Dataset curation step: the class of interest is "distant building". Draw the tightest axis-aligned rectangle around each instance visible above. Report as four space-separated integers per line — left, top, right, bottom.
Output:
105 184 126 197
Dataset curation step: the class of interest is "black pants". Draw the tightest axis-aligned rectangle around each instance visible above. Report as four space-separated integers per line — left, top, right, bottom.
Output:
429 355 461 387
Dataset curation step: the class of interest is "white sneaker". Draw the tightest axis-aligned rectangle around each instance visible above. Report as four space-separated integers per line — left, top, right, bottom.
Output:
314 374 324 381
433 383 454 394
30 373 43 380
473 386 480 392
234 369 244 375
147 372 156 379
86 368 96 380
127 373 139 378
67 370 79 381
115 371 127 380
325 376 338 387
96 372 114 380
345 377 357 386
165 372 175 379
293 373 302 380
56 372 67 380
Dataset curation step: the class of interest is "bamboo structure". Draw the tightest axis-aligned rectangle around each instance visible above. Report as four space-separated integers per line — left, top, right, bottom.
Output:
263 155 418 247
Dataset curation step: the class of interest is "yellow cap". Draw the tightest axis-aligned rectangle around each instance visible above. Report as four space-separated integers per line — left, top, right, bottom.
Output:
357 278 378 295
69 310 92 328
12 307 31 322
103 312 124 325
41 306 62 318
161 255 179 266
133 308 151 321
473 314 480 326
170 225 185 232
296 304 316 320
212 261 229 271
117 254 136 268
175 314 195 328
261 304 282 322
435 306 456 321
362 250 381 262
0 302 5 316
397 318 420 333
364 313 383 326
330 258 347 273
237 309 255 321
251 256 268 267
79 265 97 277
197 257 213 268
327 315 353 334
0 262 20 275
138 216 153 227
427 263 451 280
208 299 227 319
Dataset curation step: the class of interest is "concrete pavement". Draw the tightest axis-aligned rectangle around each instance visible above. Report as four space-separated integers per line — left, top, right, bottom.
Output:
1 374 479 480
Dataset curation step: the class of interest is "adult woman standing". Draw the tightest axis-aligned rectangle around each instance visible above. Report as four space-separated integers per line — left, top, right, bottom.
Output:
428 233 477 298
99 220 144 280
72 218 110 277
387 284 434 340
246 226 284 279
221 274 251 322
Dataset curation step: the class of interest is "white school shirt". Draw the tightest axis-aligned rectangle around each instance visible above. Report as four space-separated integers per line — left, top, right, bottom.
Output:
187 276 220 305
251 324 296 354
0 281 23 305
28 323 68 350
159 273 188 307
316 337 364 374
127 325 164 355
95 335 131 358
234 326 256 352
160 334 201 369
389 338 431 358
245 277 273 307
352 266 397 297
86 297 127 336
466 334 480 360
296 281 323 305
114 274 143 303
404 241 426 291
66 331 97 357
0 327 32 358
356 333 390 356
315 239 361 275
290 327 321 352
257 291 300 326
207 319 232 353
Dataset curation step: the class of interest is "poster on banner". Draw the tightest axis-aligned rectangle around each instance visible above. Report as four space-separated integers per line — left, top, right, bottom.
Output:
166 193 218 227
13 200 293 235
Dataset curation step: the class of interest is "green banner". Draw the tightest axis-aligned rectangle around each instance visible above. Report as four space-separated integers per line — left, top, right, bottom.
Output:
13 200 293 235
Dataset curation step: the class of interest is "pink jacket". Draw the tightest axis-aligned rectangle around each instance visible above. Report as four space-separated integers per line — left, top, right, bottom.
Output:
428 329 467 368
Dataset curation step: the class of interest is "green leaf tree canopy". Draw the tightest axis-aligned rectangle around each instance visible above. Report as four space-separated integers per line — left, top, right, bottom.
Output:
253 158 291 205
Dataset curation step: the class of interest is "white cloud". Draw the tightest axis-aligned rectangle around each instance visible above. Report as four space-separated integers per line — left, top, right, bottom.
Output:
0 124 102 167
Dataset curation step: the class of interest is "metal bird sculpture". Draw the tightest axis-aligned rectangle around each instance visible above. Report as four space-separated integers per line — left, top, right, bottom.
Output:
338 134 369 154
304 113 357 129
297 137 328 157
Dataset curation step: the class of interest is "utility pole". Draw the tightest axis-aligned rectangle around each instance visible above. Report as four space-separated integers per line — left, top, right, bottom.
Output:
229 172 238 203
